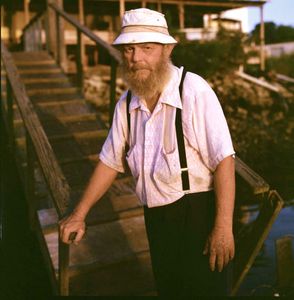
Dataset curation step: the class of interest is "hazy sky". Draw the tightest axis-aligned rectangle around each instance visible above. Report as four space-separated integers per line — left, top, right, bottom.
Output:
248 0 294 32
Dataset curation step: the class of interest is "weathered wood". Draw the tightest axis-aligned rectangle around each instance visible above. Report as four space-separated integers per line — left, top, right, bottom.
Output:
231 190 284 295
276 73 294 84
76 29 84 90
276 236 294 288
59 240 70 295
6 78 14 152
1 43 70 218
26 130 37 228
103 0 265 9
42 215 150 272
235 156 270 195
48 2 121 63
235 70 280 92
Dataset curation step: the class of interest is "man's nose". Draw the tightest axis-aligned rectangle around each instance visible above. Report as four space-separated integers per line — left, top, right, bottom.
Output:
132 48 143 62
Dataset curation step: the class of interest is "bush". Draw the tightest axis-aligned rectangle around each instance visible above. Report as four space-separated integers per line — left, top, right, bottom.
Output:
266 54 294 78
172 29 245 78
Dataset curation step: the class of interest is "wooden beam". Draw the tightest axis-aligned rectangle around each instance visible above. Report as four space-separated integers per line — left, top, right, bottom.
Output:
120 0 125 18
102 0 266 9
142 0 147 8
78 0 86 67
24 0 30 25
260 4 265 72
157 0 162 13
178 3 185 30
1 43 70 218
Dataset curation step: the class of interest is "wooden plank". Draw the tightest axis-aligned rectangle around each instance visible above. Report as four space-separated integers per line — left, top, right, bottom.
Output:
3 77 69 84
27 87 79 96
42 215 150 272
1 43 70 218
276 73 294 84
69 251 154 295
276 236 294 288
231 190 284 295
235 156 270 195
16 68 61 75
235 70 280 93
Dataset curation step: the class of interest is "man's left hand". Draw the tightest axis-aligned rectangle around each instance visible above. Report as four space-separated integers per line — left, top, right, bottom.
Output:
203 226 235 272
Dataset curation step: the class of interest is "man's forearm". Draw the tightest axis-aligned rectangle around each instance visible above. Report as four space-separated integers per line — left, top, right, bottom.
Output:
72 160 118 220
213 155 235 229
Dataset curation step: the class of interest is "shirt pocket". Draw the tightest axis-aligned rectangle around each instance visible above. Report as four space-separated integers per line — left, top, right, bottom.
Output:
126 145 139 180
152 148 182 192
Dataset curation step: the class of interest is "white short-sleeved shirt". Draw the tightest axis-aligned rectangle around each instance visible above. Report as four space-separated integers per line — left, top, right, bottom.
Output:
99 66 235 207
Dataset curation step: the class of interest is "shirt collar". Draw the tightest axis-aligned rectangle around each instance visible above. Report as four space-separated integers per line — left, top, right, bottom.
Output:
128 65 184 112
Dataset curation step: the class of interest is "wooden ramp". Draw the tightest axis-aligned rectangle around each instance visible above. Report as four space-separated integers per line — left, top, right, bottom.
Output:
1 51 156 295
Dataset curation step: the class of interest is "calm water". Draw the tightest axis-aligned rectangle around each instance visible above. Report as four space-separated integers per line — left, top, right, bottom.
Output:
238 204 294 296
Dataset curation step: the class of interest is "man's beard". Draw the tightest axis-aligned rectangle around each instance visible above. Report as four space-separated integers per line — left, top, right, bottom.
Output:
121 56 173 100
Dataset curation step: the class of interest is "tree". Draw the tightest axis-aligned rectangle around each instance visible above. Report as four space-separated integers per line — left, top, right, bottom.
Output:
250 22 294 44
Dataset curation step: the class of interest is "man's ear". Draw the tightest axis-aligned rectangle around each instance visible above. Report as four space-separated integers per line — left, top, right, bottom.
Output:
164 44 175 57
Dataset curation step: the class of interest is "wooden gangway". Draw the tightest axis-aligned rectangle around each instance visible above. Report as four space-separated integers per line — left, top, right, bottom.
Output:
0 3 284 296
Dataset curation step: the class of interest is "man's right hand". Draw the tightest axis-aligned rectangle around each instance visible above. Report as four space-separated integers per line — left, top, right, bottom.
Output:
59 212 86 245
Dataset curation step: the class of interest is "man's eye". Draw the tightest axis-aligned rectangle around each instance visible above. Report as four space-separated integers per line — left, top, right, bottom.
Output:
124 47 133 52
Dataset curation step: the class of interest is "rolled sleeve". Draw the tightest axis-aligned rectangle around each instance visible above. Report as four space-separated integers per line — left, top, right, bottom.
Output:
99 97 128 173
192 77 235 172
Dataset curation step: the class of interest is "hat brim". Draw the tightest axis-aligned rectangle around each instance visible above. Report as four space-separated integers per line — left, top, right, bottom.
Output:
112 32 177 45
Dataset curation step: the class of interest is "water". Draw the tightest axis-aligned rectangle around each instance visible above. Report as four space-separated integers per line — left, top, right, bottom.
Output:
238 204 294 296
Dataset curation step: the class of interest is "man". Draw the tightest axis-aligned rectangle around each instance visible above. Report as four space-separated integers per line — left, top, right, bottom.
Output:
60 8 235 296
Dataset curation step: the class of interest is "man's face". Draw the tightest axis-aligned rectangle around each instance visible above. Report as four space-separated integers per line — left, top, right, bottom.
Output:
120 43 174 99
122 43 167 80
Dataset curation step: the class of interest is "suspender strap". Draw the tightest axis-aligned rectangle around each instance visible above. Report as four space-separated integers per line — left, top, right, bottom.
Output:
125 90 132 153
176 69 190 191
126 90 132 131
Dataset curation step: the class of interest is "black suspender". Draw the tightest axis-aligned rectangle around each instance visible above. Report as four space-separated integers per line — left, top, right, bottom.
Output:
176 70 190 191
126 69 190 192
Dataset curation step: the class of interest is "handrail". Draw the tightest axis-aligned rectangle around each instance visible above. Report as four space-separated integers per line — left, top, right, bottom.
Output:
22 11 44 34
1 42 70 219
48 2 121 64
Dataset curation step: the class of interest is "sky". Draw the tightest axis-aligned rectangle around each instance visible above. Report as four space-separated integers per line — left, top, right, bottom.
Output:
248 0 294 32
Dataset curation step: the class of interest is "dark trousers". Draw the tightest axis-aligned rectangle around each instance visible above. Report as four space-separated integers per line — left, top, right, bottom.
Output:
144 191 232 297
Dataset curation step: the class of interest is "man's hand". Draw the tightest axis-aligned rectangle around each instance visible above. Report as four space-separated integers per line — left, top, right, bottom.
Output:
203 226 235 272
59 212 86 245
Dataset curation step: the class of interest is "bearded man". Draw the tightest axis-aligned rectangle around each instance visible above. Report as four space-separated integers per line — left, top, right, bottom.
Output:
60 8 235 297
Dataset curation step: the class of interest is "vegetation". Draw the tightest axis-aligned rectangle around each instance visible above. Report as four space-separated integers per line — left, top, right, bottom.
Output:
266 54 294 77
250 22 294 44
172 29 245 78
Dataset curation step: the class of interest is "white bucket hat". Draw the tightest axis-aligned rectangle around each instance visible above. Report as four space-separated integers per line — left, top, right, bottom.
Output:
113 8 177 45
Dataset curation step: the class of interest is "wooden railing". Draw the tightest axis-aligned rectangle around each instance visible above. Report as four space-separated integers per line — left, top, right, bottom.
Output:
21 3 122 123
1 42 72 295
21 11 46 52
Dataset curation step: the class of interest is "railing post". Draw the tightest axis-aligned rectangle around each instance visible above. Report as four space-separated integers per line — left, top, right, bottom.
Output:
59 239 70 295
37 17 43 50
47 0 57 57
76 29 84 92
56 11 61 65
25 130 37 229
6 79 14 154
109 58 117 124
